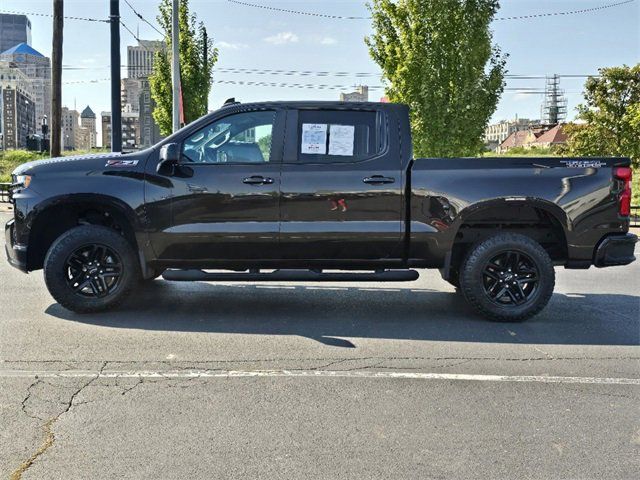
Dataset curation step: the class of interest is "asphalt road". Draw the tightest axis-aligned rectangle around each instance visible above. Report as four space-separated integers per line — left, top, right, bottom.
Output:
1 211 639 479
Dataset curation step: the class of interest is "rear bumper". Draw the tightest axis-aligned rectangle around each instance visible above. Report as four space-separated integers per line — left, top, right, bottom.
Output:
593 233 637 268
5 218 28 272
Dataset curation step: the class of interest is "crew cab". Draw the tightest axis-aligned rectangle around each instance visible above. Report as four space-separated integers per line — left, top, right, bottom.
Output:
5 101 637 321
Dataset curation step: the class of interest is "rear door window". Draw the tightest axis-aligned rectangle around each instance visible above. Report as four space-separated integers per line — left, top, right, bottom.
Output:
296 110 382 163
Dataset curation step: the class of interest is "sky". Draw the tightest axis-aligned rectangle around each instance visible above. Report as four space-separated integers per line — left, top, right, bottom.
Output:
2 0 639 146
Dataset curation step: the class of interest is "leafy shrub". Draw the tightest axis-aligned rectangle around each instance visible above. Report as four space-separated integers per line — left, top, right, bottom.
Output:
0 151 47 182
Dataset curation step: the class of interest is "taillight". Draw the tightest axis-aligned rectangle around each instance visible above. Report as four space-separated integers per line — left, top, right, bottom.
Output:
614 166 632 217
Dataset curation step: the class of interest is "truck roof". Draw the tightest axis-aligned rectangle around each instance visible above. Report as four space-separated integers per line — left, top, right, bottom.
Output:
217 100 402 110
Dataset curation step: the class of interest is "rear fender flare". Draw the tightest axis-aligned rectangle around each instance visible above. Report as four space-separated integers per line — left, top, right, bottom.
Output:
450 197 571 246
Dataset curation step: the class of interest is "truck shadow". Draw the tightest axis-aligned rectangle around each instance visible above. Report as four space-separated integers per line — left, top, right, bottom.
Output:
45 281 640 347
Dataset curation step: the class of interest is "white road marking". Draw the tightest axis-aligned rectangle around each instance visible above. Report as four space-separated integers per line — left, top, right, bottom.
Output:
0 369 639 385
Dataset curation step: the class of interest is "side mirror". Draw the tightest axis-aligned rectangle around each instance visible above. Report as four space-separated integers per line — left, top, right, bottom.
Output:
157 143 180 174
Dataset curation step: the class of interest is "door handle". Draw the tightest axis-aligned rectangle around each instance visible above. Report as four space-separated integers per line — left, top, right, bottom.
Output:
363 175 395 185
187 183 208 193
242 176 274 185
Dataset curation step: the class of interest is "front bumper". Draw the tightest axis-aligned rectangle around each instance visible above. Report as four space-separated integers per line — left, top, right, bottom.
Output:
5 218 28 272
593 233 638 268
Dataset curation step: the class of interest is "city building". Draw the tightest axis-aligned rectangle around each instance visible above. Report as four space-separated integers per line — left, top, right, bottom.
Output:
138 78 162 147
121 77 141 113
61 106 80 150
484 118 540 146
339 85 369 102
80 105 97 149
0 42 51 129
498 130 540 153
101 111 140 150
497 125 567 153
0 13 31 53
1 84 35 150
531 124 568 149
0 60 35 147
127 40 164 79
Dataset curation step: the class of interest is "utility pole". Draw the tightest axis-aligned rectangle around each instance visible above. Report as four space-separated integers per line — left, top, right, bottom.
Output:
110 0 122 152
171 0 181 133
50 0 63 157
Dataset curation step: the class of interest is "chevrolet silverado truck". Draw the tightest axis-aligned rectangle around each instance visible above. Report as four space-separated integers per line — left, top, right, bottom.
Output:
5 101 637 321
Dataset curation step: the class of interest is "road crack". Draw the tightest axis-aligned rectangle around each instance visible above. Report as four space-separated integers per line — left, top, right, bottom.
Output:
10 361 107 480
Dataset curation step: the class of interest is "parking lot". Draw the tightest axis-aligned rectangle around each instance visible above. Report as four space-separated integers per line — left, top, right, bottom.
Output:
1 211 639 479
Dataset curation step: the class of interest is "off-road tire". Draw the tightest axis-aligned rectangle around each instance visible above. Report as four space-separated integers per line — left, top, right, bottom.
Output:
44 225 139 313
459 233 555 322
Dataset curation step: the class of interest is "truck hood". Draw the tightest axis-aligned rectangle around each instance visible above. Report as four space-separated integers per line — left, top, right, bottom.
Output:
12 152 129 176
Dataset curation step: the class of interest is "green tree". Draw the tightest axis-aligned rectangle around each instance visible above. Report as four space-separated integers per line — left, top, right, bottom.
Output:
365 0 507 157
564 64 640 167
150 0 218 135
257 133 272 160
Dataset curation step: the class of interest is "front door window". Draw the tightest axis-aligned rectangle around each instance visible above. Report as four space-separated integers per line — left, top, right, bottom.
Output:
182 110 276 164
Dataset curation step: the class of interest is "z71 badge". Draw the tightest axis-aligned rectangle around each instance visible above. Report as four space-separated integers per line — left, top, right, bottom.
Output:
106 159 139 167
560 160 604 168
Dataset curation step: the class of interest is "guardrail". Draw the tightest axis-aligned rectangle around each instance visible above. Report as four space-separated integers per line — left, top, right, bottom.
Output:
0 183 10 203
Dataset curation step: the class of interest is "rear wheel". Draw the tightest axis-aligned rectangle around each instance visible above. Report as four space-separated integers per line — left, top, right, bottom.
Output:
44 225 139 313
459 233 555 322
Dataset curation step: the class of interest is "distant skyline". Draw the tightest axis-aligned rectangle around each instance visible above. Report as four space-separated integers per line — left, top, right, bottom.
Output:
2 0 639 146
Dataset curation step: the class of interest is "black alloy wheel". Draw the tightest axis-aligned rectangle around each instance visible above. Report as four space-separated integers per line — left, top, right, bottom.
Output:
459 233 555 322
65 244 123 298
482 250 539 306
44 225 139 313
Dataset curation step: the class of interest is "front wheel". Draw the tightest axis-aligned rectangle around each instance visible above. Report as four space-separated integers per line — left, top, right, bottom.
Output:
459 233 555 322
44 225 140 313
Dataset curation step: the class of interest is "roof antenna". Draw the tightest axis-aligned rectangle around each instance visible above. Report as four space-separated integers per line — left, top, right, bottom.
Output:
223 97 239 106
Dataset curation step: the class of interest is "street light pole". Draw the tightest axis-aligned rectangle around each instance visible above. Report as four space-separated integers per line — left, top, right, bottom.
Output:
171 0 181 133
110 0 122 152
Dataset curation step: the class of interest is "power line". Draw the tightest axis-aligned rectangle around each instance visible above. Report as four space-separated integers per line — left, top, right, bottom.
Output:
118 19 146 49
225 0 370 20
119 19 160 52
0 8 109 23
496 0 635 20
60 64 600 80
122 0 164 36
224 0 636 21
60 76 579 94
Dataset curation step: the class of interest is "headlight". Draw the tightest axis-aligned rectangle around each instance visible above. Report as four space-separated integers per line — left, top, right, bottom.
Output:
13 175 32 188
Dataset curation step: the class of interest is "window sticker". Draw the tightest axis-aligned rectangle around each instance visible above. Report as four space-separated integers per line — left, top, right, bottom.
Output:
328 124 355 156
301 123 327 154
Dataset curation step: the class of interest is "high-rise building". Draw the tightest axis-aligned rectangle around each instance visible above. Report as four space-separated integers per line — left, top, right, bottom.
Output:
101 111 140 150
0 43 51 129
121 78 141 113
0 14 32 53
80 106 97 149
340 85 369 102
1 84 35 150
127 40 164 79
61 107 80 150
138 78 162 148
0 60 35 146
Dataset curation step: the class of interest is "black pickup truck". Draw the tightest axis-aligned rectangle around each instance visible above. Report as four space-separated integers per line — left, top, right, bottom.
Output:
5 101 637 321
